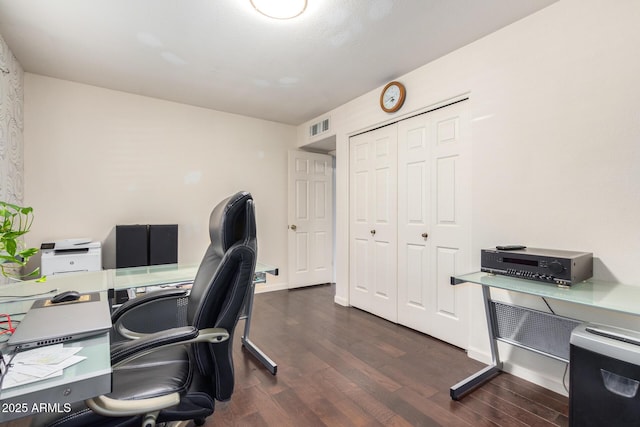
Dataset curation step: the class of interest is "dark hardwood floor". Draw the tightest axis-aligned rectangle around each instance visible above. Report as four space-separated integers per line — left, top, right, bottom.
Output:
207 284 569 427
2 284 568 426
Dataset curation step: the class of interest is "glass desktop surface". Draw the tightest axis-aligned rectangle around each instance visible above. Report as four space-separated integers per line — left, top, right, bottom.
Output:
454 271 640 317
0 262 277 303
112 263 200 290
0 270 110 304
112 262 277 291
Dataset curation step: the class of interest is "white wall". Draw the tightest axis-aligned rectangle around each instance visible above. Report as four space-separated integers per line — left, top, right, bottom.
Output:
24 74 295 290
299 0 640 394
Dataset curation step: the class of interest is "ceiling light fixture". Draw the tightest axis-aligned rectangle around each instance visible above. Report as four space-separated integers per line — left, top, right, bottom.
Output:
250 0 307 20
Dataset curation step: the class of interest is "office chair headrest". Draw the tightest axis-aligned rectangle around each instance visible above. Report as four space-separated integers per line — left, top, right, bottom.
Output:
209 191 253 254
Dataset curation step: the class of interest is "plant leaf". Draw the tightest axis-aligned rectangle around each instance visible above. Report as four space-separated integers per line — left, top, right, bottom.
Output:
5 239 16 256
18 248 39 258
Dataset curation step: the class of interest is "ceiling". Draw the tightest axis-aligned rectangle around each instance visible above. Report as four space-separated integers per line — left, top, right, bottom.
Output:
0 0 558 126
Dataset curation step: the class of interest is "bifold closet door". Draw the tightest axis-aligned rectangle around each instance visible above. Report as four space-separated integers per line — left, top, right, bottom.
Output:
349 124 398 322
397 101 471 349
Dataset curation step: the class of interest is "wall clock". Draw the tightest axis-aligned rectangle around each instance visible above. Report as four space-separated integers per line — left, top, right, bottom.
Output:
380 81 406 113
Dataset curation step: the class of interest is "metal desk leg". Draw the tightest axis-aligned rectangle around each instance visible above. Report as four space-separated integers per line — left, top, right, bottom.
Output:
450 284 502 400
240 273 278 375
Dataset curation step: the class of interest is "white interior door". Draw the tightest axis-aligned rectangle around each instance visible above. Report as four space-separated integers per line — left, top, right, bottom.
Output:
349 125 398 322
287 150 333 289
397 101 471 349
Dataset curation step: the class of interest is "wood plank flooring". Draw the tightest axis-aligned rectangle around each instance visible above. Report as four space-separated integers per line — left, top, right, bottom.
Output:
2 284 568 426
207 284 569 427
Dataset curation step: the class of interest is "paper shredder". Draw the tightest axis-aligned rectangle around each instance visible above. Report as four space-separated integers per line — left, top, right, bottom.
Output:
570 323 640 426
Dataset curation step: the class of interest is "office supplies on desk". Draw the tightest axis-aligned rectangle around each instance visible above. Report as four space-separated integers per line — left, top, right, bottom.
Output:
7 292 110 350
1 344 86 389
0 313 15 335
50 290 81 303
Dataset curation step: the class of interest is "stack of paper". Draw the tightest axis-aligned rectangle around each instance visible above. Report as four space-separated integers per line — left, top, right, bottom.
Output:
1 344 85 389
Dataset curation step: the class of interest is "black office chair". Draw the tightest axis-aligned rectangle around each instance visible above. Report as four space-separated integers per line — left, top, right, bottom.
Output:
43 191 258 427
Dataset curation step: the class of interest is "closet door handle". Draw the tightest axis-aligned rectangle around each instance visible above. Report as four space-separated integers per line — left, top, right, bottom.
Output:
290 224 297 231
370 229 376 236
421 232 429 240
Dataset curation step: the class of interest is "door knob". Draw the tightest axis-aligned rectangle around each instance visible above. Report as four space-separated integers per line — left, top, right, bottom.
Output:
421 232 429 240
370 229 376 236
290 224 297 230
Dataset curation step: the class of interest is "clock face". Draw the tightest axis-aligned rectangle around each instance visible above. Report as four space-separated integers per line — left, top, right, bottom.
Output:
380 81 406 113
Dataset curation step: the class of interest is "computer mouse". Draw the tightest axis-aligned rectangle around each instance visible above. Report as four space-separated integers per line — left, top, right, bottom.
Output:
51 290 81 304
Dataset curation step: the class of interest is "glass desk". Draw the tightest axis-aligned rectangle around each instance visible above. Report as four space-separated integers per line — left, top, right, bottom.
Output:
0 262 278 303
449 272 640 400
452 272 640 316
0 298 111 423
0 262 280 375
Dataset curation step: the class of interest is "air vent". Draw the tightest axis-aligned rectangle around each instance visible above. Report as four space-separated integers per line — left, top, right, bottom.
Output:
309 117 330 138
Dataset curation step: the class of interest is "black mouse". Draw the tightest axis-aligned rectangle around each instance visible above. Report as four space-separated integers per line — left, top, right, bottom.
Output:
51 290 81 304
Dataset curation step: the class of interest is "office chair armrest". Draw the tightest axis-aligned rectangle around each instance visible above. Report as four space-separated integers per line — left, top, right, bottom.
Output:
86 393 180 417
111 326 230 366
111 288 189 323
111 325 198 365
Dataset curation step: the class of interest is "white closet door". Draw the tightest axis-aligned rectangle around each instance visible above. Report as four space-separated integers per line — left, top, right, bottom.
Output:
349 125 398 322
397 101 471 349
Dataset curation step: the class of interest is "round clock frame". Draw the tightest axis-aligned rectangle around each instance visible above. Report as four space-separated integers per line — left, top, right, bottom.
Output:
380 81 406 113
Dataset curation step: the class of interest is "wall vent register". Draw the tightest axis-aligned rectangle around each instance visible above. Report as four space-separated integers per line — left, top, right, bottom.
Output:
309 117 330 137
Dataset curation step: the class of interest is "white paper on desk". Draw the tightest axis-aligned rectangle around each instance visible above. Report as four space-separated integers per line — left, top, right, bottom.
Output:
11 344 82 366
2 369 63 389
2 345 87 389
2 344 64 366
8 355 86 379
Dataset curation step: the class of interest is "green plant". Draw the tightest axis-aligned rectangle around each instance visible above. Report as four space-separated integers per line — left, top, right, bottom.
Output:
0 201 40 279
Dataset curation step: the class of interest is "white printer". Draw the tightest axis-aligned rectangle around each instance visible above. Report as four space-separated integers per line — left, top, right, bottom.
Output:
40 238 102 276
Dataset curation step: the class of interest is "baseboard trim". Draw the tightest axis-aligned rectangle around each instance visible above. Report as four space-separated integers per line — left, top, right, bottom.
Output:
254 282 288 293
334 295 348 306
465 346 568 396
467 346 492 365
502 361 568 397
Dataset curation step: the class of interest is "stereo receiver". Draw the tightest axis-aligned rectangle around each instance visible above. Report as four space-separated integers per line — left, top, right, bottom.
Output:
481 247 593 286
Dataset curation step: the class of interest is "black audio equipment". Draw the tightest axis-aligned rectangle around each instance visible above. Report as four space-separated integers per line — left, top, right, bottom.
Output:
115 224 178 268
116 225 149 268
481 247 593 286
149 224 178 266
114 224 178 304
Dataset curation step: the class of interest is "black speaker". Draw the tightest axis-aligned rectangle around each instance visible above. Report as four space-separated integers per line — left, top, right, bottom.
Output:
149 224 178 265
115 225 148 268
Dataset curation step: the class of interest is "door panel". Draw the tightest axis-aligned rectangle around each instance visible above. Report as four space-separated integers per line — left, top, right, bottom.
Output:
398 118 431 330
436 156 457 222
353 238 369 292
406 243 426 308
435 246 458 316
349 125 397 322
397 101 471 349
288 150 333 288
